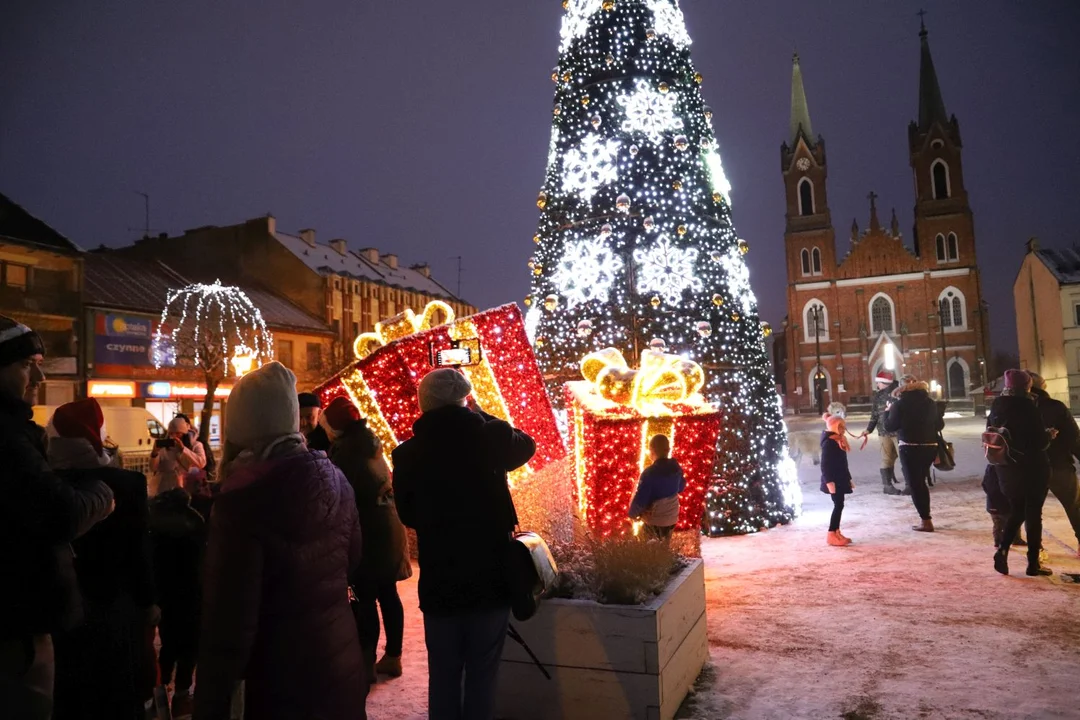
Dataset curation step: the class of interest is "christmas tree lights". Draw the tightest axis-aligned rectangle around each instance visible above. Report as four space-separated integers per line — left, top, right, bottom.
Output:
531 0 798 535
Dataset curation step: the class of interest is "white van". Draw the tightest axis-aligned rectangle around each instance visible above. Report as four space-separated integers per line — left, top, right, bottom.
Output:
33 405 168 456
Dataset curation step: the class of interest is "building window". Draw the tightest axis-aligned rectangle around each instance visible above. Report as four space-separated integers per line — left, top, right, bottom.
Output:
3 263 28 289
931 159 950 200
938 287 966 330
1074 303 1080 327
935 234 946 262
33 268 68 292
947 233 959 261
306 342 322 372
800 249 810 276
276 339 294 370
803 299 828 342
870 294 894 334
798 178 814 216
811 247 822 274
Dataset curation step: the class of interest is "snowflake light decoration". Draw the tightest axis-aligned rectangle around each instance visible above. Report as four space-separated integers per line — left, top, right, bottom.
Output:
560 0 603 52
551 234 624 307
562 134 621 201
646 0 693 48
618 81 683 142
704 148 733 204
633 235 702 304
719 247 758 314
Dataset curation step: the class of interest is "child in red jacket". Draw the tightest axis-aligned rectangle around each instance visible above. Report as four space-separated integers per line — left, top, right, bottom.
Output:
820 413 855 546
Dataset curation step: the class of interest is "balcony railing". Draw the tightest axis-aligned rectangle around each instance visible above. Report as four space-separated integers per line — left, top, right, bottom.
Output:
0 287 82 317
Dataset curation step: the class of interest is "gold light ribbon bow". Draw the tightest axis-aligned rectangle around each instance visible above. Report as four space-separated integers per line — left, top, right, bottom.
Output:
353 300 456 360
580 347 705 413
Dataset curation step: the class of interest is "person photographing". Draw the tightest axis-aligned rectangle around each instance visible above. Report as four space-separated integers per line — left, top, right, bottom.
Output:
149 416 207 496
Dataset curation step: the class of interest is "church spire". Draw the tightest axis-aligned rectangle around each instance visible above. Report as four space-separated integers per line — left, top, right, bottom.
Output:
916 12 948 131
789 52 814 145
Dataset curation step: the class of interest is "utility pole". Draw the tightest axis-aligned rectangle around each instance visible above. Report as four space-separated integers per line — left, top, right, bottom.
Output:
136 191 149 238
812 304 824 414
449 256 463 298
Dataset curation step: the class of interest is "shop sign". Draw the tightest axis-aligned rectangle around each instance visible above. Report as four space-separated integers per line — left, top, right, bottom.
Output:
88 380 137 398
144 382 232 399
94 313 154 366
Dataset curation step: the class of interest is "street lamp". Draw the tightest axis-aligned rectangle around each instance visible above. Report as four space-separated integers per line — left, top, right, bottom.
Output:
811 304 825 414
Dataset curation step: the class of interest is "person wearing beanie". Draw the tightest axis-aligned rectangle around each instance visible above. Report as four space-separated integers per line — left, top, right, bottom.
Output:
45 399 157 720
0 315 115 718
298 392 331 452
195 362 367 720
628 434 685 543
148 415 207 497
820 412 855 546
860 370 903 495
392 368 536 720
323 396 411 683
1027 373 1080 557
883 374 943 532
987 370 1054 576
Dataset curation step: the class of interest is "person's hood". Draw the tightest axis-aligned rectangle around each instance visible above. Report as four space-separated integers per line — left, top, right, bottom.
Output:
1031 387 1050 400
217 448 350 542
898 381 931 394
46 435 111 470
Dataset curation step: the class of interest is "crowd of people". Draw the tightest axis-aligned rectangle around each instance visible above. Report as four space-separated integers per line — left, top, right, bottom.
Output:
0 314 536 720
818 368 1080 577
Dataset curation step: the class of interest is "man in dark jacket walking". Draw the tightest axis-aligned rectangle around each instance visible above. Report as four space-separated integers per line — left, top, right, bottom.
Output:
1028 373 1080 556
0 316 114 718
392 369 535 720
860 371 903 495
988 370 1053 576
883 375 943 532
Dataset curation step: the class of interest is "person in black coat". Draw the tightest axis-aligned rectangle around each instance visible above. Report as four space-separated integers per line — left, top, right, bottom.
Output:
1029 373 1080 555
324 397 412 682
820 413 855 546
883 375 943 532
0 317 114 719
859 371 903 495
392 369 535 720
45 399 157 720
988 370 1054 576
299 392 332 452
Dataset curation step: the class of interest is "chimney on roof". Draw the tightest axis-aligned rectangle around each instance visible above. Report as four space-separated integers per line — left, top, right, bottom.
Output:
246 214 276 235
299 228 316 247
382 253 398 270
329 238 348 256
411 263 431 278
1026 237 1040 254
359 248 380 264
158 232 168 240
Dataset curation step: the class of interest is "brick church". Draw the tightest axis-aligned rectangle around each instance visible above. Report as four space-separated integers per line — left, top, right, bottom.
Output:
775 22 990 414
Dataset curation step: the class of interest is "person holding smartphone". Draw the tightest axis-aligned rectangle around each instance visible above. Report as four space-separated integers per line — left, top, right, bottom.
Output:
149 416 207 496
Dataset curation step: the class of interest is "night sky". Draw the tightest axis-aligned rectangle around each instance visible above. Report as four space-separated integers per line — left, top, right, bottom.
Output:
3 1 1078 353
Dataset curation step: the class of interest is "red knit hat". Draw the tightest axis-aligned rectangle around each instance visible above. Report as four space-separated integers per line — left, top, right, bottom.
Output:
322 396 361 432
52 398 106 454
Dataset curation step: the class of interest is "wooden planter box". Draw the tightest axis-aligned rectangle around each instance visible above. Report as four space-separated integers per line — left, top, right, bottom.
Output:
495 558 707 720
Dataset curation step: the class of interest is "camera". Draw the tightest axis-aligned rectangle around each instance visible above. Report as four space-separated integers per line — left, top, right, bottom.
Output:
430 339 481 368
155 438 176 449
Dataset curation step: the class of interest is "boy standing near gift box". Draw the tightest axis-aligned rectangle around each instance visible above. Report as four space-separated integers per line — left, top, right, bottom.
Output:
628 435 686 542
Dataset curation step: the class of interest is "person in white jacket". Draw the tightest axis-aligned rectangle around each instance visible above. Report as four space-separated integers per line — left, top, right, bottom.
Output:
149 416 207 496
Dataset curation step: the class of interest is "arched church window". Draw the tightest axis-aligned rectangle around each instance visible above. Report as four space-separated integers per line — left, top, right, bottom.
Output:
871 296 894 334
932 160 950 200
947 233 959 261
811 247 822 274
800 249 810 276
936 234 946 262
798 178 814 216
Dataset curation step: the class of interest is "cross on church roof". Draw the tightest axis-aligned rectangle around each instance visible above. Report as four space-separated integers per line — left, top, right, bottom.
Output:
918 8 928 35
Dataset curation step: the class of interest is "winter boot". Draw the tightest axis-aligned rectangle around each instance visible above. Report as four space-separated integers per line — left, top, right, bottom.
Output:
993 549 1009 575
375 653 403 678
991 513 1005 547
827 530 850 546
171 690 193 719
836 529 853 543
1026 560 1053 576
880 468 901 495
913 518 935 532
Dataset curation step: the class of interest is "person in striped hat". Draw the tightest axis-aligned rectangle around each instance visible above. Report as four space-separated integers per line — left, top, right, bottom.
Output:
860 369 903 495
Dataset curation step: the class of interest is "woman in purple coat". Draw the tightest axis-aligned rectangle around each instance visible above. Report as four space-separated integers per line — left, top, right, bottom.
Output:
194 363 366 720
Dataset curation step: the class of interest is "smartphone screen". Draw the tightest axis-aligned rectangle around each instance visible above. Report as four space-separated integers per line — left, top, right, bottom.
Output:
436 347 472 367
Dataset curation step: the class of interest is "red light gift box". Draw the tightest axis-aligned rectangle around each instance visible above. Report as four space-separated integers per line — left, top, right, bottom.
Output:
565 347 722 538
315 302 565 475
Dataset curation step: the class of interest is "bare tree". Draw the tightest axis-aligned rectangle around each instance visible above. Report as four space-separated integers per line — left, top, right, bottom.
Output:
154 281 274 475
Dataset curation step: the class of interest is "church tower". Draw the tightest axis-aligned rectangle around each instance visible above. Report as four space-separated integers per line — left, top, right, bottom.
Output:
908 18 975 268
781 53 836 284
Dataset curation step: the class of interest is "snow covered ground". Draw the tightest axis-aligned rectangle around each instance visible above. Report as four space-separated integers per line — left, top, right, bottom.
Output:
366 416 1080 719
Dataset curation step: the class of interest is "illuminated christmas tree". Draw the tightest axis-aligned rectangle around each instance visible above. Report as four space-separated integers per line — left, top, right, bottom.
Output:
528 0 800 535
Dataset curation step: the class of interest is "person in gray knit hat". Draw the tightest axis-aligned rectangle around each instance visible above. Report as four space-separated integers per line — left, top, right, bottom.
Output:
392 368 535 720
0 315 115 718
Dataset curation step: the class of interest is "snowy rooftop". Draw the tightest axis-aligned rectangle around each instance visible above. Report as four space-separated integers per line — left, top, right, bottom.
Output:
1035 247 1080 285
273 231 461 301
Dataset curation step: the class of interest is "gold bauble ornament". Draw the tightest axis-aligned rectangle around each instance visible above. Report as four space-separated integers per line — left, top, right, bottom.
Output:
553 103 562 116
658 82 670 93
711 294 724 307
673 180 683 190
650 295 661 308
532 264 543 276
694 72 704 85
524 295 533 307
712 191 722 203
762 322 773 337
602 0 615 10
562 72 571 83
677 225 688 236
533 234 541 244
536 336 546 347
551 69 558 82
544 294 559 311
581 95 590 106
695 321 712 338
731 312 741 321
605 54 615 66
562 0 569 9
704 106 713 120
738 239 749 255
645 27 656 40
537 191 548 209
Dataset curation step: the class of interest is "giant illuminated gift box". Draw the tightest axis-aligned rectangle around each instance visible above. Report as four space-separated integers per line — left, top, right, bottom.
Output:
565 347 722 538
315 302 565 476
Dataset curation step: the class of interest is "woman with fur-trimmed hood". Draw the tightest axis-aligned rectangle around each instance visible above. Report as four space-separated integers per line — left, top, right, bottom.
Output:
883 375 943 532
